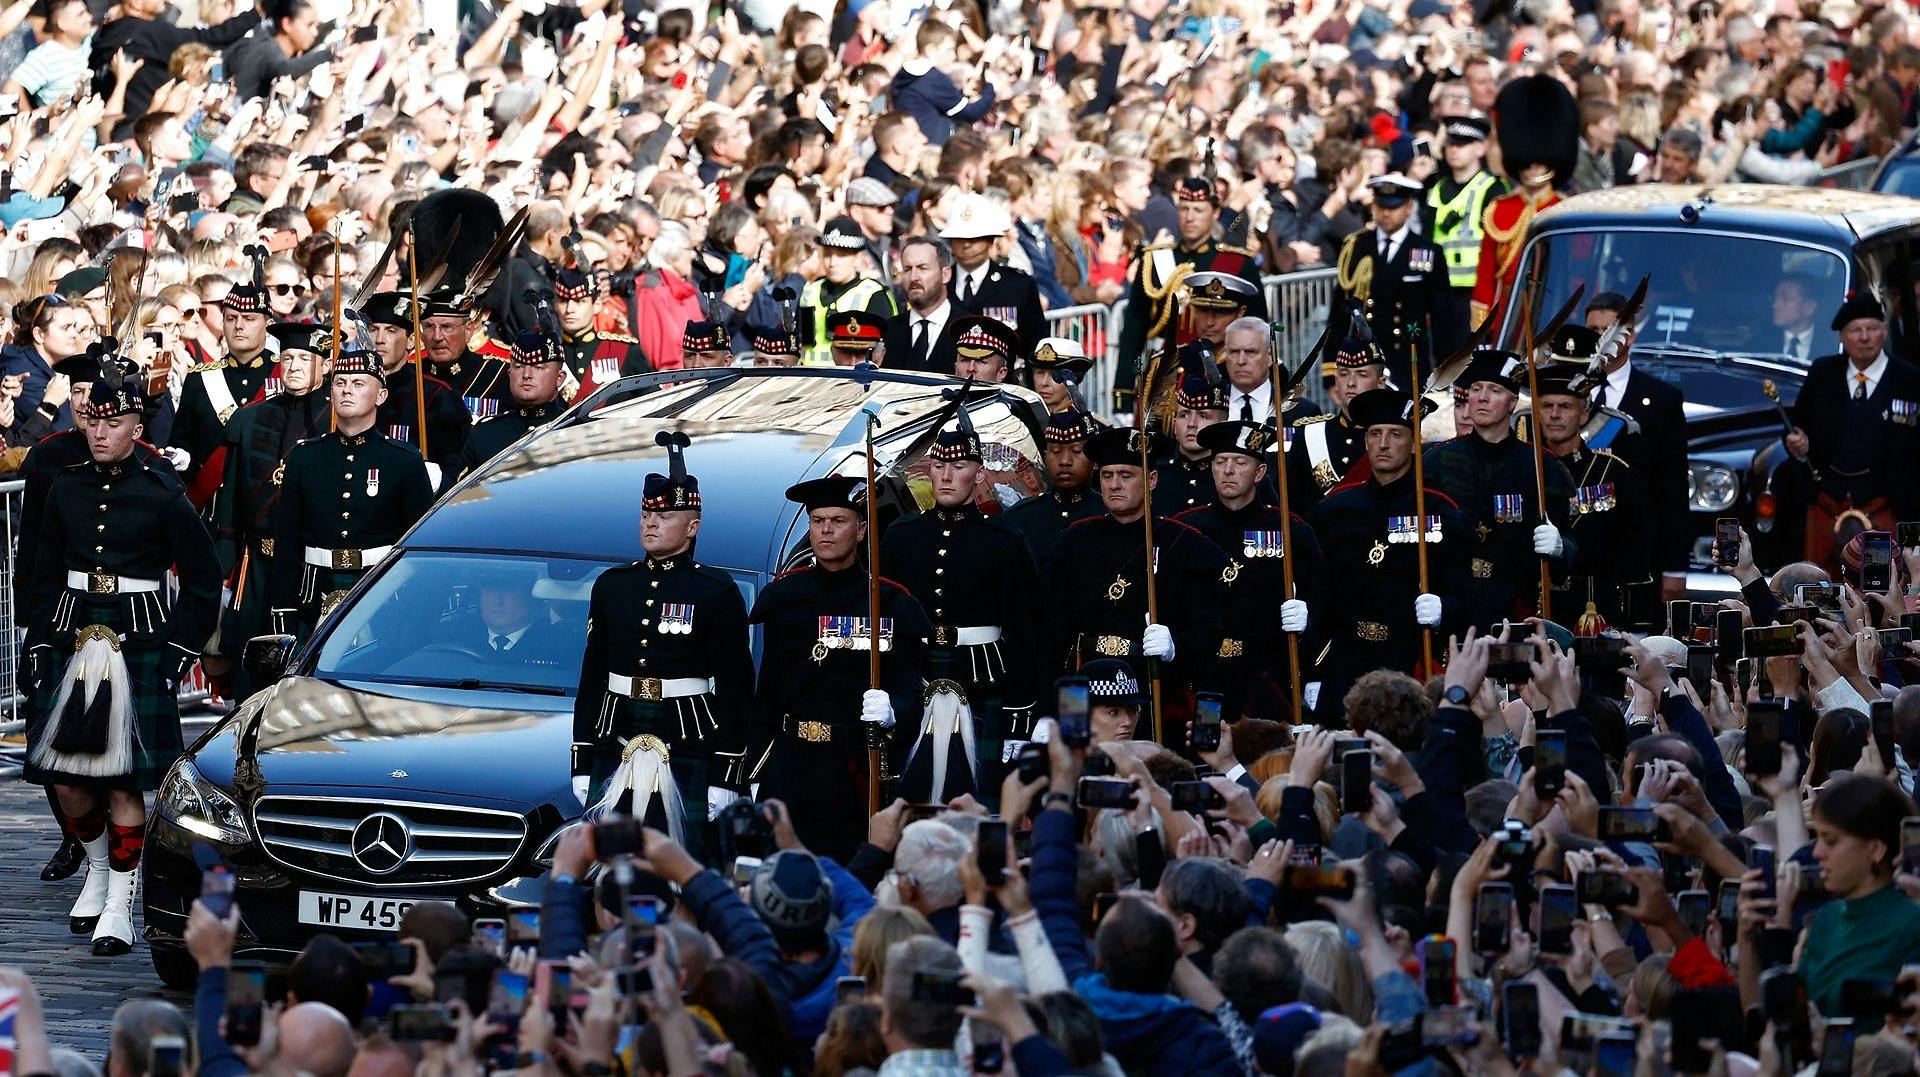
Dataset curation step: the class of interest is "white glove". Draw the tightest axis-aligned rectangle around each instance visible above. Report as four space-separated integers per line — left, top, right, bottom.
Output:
1532 523 1565 558
860 688 895 729
1415 593 1443 627
424 462 444 490
164 446 190 472
572 775 591 806
707 786 744 820
1280 599 1309 634
1303 681 1321 711
1142 623 1175 661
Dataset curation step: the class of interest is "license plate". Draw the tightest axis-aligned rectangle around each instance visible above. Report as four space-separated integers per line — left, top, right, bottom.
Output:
297 891 443 931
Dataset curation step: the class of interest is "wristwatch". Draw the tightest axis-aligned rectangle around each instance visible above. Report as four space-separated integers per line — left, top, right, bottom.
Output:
1444 684 1471 706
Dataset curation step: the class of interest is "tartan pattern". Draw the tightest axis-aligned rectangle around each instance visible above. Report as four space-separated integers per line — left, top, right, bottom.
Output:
23 593 186 792
107 821 143 870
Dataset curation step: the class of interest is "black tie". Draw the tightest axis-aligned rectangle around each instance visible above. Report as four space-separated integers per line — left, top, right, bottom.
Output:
910 318 930 369
960 274 975 305
491 634 509 652
1240 397 1255 422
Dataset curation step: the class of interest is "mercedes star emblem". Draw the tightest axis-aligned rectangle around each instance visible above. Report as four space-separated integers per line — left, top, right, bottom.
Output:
350 811 413 875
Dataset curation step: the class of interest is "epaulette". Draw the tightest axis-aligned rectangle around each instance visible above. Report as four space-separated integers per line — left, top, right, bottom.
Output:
189 358 231 374
601 331 638 344
1142 240 1175 252
1292 413 1334 427
1217 243 1259 257
293 433 329 447
1589 448 1625 465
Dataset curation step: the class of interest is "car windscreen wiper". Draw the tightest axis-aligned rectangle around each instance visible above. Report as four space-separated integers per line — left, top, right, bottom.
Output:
341 673 572 697
1634 341 1721 359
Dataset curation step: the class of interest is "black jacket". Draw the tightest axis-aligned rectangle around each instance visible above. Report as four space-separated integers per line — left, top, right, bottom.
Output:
91 10 260 138
1602 365 1692 575
882 308 961 374
222 29 333 102
1331 227 1466 388
948 263 1048 363
1791 352 1920 519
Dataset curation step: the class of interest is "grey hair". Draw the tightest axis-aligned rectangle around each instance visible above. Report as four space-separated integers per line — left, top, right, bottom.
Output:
1223 316 1271 349
896 819 971 910
110 1001 190 1077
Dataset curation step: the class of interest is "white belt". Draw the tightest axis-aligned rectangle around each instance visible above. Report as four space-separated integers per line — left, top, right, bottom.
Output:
608 674 714 700
68 571 161 595
304 544 394 571
933 625 1002 646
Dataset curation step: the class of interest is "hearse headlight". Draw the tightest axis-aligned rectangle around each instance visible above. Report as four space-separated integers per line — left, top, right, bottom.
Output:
158 759 250 843
1688 462 1739 512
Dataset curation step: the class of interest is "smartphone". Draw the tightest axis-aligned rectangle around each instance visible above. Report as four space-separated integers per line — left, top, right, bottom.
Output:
473 917 506 953
1057 676 1090 747
1575 870 1639 907
343 112 366 136
1015 742 1047 784
1819 1017 1856 1075
351 23 378 42
1715 609 1744 662
149 1036 185 1077
592 816 646 857
1561 1012 1633 1052
1872 700 1896 767
1669 598 1695 639
1411 135 1433 159
389 1003 456 1042
1718 878 1742 929
168 190 199 215
1685 644 1715 699
507 909 540 946
1171 780 1226 814
1714 518 1740 567
1751 843 1777 902
1676 889 1710 940
1076 777 1136 810
1880 627 1913 650
1762 965 1808 1030
201 864 236 918
976 820 1008 887
1502 981 1542 1060
730 854 762 885
835 976 868 1004
1534 729 1567 799
1419 936 1457 1007
1747 701 1784 778
1340 750 1372 815
1899 521 1920 550
1746 623 1801 657
1775 603 1819 625
1284 864 1356 899
537 961 572 1020
1191 691 1223 753
1906 611 1920 635
910 968 975 1007
972 1034 1005 1075
1903 817 1920 874
614 964 652 997
1421 1004 1478 1047
1670 989 1714 1073
224 970 263 1047
1474 883 1513 953
1862 530 1894 592
1594 1031 1637 1077
1597 805 1668 843
1485 641 1539 684
1523 883 1570 956
488 969 529 1028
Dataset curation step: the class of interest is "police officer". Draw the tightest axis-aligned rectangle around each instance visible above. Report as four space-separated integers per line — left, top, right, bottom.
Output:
268 347 435 641
450 328 568 485
941 194 1047 363
359 291 472 471
1004 409 1104 555
209 325 331 699
418 284 513 417
173 265 276 497
22 363 219 956
1422 348 1578 627
555 266 651 394
1028 338 1092 414
1286 337 1388 511
1173 420 1324 722
1423 117 1506 333
1183 272 1261 350
748 325 801 367
1115 177 1268 412
1533 359 1654 630
1043 426 1227 743
682 321 736 370
800 218 899 367
881 410 1043 803
1333 174 1465 390
747 476 932 861
826 310 890 366
1154 366 1229 516
1307 389 1473 717
572 433 753 858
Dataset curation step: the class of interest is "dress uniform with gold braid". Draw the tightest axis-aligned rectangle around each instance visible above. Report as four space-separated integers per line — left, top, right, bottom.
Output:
1421 349 1579 628
360 291 473 469
1285 338 1380 512
1114 177 1268 411
1172 420 1325 723
880 413 1044 804
268 349 435 640
1003 410 1105 554
1332 175 1464 390
1153 369 1228 517
1307 390 1474 718
555 267 652 394
211 325 331 695
1042 426 1228 743
450 329 568 486
419 284 513 419
173 270 278 493
746 476 932 862
21 364 220 956
1471 76 1577 333
572 433 753 860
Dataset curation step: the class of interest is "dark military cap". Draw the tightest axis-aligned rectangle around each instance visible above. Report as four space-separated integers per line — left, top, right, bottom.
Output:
1197 419 1277 460
749 324 799 356
269 322 331 355
643 431 700 512
953 316 1018 366
1173 175 1216 204
80 350 144 419
222 280 270 315
510 330 563 366
1547 324 1599 363
1175 370 1230 412
1045 409 1101 445
1185 271 1258 311
53 350 107 383
1367 173 1424 207
332 349 386 384
1459 348 1526 394
1832 291 1886 330
554 266 597 301
56 267 108 298
419 284 469 320
1079 658 1143 707
1533 363 1591 400
1321 336 1384 380
684 321 731 354
826 310 886 351
1347 388 1423 431
785 474 868 512
359 291 416 329
1085 426 1172 467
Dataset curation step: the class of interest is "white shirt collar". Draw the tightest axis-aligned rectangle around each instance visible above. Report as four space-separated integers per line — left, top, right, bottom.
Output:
1851 351 1891 395
1377 221 1413 252
1604 360 1632 406
488 624 531 650
917 299 952 331
960 264 990 291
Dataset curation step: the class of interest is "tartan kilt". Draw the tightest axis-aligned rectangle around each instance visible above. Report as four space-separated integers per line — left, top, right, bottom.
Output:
23 592 184 792
218 538 275 654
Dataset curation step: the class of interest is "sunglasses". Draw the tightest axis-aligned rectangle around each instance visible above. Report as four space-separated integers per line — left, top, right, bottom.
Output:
268 284 299 296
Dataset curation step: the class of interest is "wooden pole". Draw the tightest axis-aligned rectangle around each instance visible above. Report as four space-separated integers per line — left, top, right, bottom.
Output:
1518 276 1553 623
864 412 883 817
407 235 429 459
1408 326 1436 676
1266 326 1303 721
1139 429 1163 735
329 230 343 432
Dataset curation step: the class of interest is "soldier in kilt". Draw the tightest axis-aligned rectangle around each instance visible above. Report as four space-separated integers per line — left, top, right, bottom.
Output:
21 365 220 956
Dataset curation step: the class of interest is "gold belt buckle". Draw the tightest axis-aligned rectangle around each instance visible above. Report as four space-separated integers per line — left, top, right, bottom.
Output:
74 623 122 651
795 720 832 743
331 548 363 571
88 571 116 594
1094 635 1130 656
933 626 952 647
1217 638 1244 658
634 677 663 701
1356 621 1390 642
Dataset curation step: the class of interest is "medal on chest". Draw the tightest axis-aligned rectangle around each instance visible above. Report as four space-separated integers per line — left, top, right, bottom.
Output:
812 615 892 662
1367 540 1388 566
1106 575 1131 601
467 397 500 420
1572 482 1617 515
1221 559 1243 584
366 468 380 496
1242 530 1285 558
1387 515 1442 543
1890 399 1917 425
661 602 695 634
592 358 619 382
1492 494 1526 524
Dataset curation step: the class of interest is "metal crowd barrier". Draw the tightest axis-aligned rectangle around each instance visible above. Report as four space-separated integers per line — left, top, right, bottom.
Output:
1043 267 1341 422
1815 155 1880 191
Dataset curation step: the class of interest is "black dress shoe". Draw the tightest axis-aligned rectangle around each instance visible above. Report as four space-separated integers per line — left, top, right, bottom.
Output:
70 914 100 934
41 836 83 881
92 935 133 957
